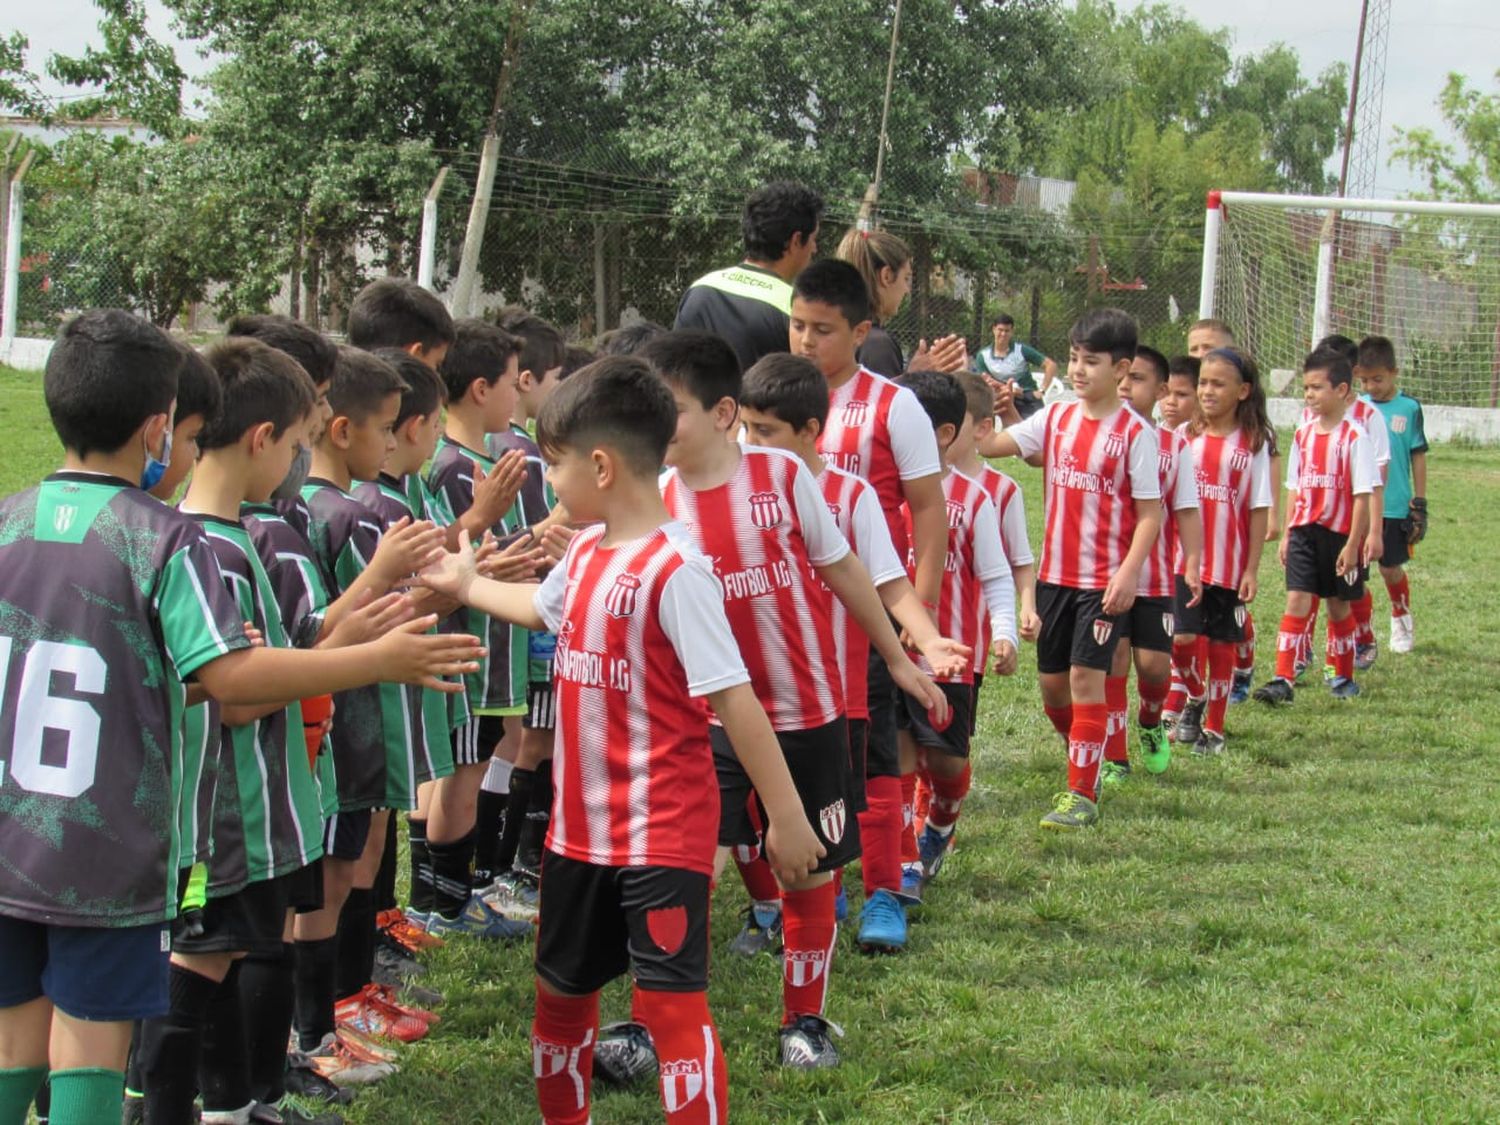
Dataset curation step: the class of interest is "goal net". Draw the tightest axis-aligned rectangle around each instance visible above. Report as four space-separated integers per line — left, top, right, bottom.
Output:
1200 191 1500 408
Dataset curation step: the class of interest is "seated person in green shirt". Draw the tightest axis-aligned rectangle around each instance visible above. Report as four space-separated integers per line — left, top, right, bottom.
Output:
974 315 1057 418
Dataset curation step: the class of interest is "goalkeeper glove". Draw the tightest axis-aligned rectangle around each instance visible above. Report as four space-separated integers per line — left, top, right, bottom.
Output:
1408 498 1427 545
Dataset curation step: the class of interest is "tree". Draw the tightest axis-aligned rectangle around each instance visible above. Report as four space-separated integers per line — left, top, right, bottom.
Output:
1392 71 1500 203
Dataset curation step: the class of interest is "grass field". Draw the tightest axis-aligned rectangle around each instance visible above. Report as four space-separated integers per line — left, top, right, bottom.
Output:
4 364 1499 1122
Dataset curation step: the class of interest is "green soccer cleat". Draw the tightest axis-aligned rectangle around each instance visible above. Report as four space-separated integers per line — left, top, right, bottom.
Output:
1100 760 1132 787
1138 721 1171 774
1039 791 1100 831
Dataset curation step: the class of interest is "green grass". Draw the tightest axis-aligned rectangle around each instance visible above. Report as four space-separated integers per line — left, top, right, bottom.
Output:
4 364 1498 1121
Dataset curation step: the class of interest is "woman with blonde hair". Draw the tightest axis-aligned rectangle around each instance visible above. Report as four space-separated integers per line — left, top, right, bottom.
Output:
835 227 967 377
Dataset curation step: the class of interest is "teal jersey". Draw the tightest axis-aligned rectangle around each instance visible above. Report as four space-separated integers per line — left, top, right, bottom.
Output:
190 515 325 893
1366 393 1428 518
0 475 249 927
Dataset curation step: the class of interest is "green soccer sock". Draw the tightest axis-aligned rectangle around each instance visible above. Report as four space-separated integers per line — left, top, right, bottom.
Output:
45 1067 123 1125
0 1066 47 1125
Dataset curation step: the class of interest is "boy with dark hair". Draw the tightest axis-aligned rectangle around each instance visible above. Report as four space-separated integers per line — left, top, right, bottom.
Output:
988 308 1163 829
147 340 224 502
0 310 479 1124
598 321 666 357
1159 355 1201 733
227 315 340 388
346 279 456 368
675 181 824 371
417 354 826 1124
650 330 948 1066
892 370 1017 894
1356 334 1427 653
1255 348 1377 704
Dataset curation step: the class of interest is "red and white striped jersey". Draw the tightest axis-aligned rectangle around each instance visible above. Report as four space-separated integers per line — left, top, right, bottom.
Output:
1286 417 1377 535
817 365 941 560
1303 397 1389 468
1188 427 1273 590
533 522 749 875
661 446 849 731
970 464 1033 674
1006 401 1161 590
817 465 905 721
900 470 1014 684
1139 422 1199 598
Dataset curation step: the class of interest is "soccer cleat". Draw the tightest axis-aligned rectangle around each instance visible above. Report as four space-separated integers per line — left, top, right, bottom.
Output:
592 1021 657 1088
1161 711 1181 743
334 986 430 1044
373 930 427 978
778 1015 843 1069
1390 614 1414 653
1137 721 1171 775
367 982 440 1026
1039 791 1099 831
727 901 783 956
834 885 848 923
1173 699 1205 746
421 893 532 941
1191 730 1226 757
856 888 907 954
1253 678 1295 706
284 1050 356 1106
1329 676 1361 700
1229 669 1253 704
481 872 540 922
304 1033 397 1086
1100 760 1131 788
917 824 952 880
897 864 924 905
377 907 443 953
1354 642 1378 671
246 1099 344 1125
1292 655 1310 682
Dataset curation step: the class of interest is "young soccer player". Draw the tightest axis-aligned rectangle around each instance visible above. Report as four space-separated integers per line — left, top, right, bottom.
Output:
419 354 826 1124
738 354 972 953
0 310 479 1125
1158 355 1202 735
989 308 1163 828
1356 335 1427 652
347 278 453 370
1255 347 1377 704
651 330 948 1066
893 371 1018 890
1106 346 1202 776
146 340 223 503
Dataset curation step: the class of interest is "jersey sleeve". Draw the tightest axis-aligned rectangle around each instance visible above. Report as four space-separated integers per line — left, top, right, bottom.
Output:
154 540 252 681
1366 405 1391 467
970 497 1017 646
533 554 567 635
1283 435 1301 494
886 387 943 481
1020 343 1048 368
1170 441 1200 511
790 460 851 568
1349 430 1377 496
1126 426 1162 501
1250 445 1274 508
658 561 752 698
1409 402 1429 455
849 486 906 586
1005 402 1050 459
995 483 1035 568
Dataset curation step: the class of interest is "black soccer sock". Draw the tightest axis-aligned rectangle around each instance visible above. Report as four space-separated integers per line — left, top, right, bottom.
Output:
293 936 339 1051
516 760 553 876
471 788 506 887
428 832 476 920
238 943 296 1105
408 817 434 914
125 1021 145 1095
373 819 399 915
492 767 534 878
335 887 375 1001
137 963 220 1123
198 961 252 1116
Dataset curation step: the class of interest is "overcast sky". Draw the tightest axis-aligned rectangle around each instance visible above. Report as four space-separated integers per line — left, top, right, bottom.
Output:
18 0 1499 197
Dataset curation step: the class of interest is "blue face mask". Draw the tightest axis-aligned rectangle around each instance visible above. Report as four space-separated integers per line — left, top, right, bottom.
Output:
140 424 173 492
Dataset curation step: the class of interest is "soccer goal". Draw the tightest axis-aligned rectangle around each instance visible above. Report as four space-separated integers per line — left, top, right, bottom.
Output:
1199 191 1500 409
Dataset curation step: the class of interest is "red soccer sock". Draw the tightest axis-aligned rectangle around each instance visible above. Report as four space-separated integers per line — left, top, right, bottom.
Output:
1235 611 1257 673
1328 613 1357 681
1043 703 1074 739
532 985 598 1125
1386 574 1411 618
1351 590 1375 645
1137 676 1168 727
733 850 780 905
856 776 903 897
634 988 727 1124
926 763 972 832
898 771 919 864
780 882 837 1023
1171 636 1205 702
913 766 933 830
1066 703 1108 799
1104 676 1129 763
1205 641 1235 736
1275 614 1309 681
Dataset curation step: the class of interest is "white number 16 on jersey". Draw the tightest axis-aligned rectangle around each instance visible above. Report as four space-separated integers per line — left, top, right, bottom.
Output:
0 637 106 798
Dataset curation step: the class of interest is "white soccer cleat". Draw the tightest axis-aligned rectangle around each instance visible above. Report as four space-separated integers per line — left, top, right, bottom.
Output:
1390 614 1414 653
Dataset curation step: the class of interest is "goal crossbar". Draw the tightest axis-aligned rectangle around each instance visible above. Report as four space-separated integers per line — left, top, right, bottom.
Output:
1213 190 1500 221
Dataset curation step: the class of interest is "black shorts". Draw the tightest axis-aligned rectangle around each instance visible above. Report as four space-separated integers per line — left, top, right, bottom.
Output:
1173 578 1246 643
535 852 709 996
322 809 372 861
0 914 171 1021
175 868 317 956
970 673 984 738
1035 583 1123 674
523 680 557 731
901 681 975 759
711 718 860 873
864 649 900 779
1119 594 1174 654
1380 517 1412 568
846 718 869 815
1285 524 1366 601
452 714 505 767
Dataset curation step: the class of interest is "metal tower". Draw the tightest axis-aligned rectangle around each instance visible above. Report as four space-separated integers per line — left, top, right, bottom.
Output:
1337 0 1392 198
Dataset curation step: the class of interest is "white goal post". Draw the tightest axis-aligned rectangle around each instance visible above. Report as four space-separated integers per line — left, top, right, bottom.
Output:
1199 190 1500 412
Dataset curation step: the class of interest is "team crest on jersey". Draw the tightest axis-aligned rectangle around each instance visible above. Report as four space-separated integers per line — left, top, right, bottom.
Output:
660 1059 704 1112
945 499 967 530
841 400 870 427
1234 603 1247 629
1092 618 1114 646
52 505 77 534
532 1038 570 1079
1391 414 1408 434
1104 432 1126 459
748 491 784 530
825 502 842 520
786 949 828 988
1230 447 1251 472
1157 450 1174 477
819 799 847 844
646 905 687 955
605 573 641 618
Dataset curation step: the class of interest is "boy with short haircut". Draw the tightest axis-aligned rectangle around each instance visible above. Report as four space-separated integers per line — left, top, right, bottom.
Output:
893 370 1018 890
147 340 224 503
989 308 1163 829
419 355 826 1125
650 330 949 1066
1160 356 1201 433
1356 335 1427 652
738 354 972 953
1255 347 1377 704
347 278 455 370
0 310 479 1124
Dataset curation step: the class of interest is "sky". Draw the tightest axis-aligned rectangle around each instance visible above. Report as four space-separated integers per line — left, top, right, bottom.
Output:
16 0 1500 198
